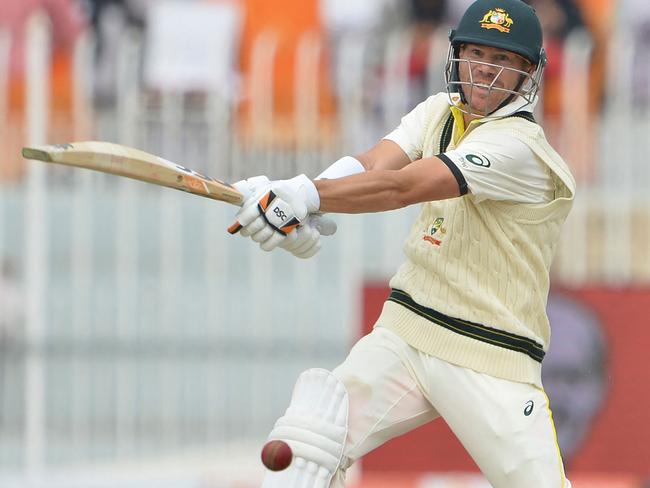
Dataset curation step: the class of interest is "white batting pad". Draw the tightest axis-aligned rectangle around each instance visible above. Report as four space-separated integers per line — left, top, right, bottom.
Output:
261 368 349 488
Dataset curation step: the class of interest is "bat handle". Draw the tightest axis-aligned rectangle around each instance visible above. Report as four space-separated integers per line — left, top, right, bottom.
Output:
227 221 243 234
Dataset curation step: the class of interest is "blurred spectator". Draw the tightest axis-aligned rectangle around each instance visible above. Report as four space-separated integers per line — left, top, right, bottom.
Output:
406 0 447 100
525 0 595 183
234 0 338 145
446 0 475 24
0 0 86 181
84 0 149 29
528 0 585 39
319 0 399 36
409 0 447 22
0 0 85 84
543 293 607 464
620 0 650 108
525 0 587 119
83 0 152 106
572 0 614 113
319 0 402 93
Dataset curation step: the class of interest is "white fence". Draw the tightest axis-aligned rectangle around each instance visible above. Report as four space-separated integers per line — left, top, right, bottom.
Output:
1 6 650 487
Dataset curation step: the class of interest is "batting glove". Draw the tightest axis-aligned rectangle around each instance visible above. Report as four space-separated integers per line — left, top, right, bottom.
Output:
228 174 322 253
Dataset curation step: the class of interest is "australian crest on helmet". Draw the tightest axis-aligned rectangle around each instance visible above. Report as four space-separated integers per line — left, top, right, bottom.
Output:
480 8 514 33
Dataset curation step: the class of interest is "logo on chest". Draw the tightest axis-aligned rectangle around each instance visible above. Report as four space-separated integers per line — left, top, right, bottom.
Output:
423 217 447 246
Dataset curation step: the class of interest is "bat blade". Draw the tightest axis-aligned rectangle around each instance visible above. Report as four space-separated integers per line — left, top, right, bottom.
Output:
22 141 243 205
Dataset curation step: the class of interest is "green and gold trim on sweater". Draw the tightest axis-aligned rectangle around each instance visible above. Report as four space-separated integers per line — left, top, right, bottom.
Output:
388 289 545 363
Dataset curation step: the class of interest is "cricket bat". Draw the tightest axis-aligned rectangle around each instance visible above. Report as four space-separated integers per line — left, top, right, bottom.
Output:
22 141 244 206
21 141 336 237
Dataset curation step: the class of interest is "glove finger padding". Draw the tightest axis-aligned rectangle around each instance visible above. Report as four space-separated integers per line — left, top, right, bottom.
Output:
231 199 266 236
279 231 301 251
260 232 287 252
280 224 315 252
240 215 266 238
251 225 276 244
228 177 273 235
279 214 336 258
292 226 320 255
294 240 321 259
280 214 335 250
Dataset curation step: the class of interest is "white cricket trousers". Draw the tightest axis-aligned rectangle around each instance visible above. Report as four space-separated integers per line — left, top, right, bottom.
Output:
330 327 571 488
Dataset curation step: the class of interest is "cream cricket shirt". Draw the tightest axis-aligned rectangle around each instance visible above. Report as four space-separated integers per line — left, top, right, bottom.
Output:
376 93 576 387
385 95 555 204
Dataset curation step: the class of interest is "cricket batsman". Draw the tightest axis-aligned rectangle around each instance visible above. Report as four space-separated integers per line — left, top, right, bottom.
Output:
231 0 576 486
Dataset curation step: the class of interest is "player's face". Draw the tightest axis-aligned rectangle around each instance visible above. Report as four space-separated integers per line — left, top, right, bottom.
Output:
457 43 533 115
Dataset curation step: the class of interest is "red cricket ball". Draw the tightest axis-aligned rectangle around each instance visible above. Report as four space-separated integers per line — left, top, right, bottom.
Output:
261 439 293 471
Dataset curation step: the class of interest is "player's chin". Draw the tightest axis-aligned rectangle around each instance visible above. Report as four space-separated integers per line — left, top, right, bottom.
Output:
468 99 493 115
469 94 507 115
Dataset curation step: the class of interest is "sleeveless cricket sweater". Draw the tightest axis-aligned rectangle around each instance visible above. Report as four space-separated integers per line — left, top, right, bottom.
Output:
375 94 576 386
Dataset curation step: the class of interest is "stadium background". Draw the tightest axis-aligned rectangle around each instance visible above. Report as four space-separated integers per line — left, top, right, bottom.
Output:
0 0 649 486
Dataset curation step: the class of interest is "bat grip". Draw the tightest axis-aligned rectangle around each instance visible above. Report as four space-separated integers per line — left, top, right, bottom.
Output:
227 221 243 234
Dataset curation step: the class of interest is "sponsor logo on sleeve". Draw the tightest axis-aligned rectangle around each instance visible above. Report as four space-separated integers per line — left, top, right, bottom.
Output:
465 153 491 168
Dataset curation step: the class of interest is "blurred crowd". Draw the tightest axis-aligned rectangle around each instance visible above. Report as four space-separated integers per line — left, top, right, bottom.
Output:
0 0 649 180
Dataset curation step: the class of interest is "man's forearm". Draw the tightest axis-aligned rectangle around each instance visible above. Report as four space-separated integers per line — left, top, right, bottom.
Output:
314 156 462 214
315 171 408 214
